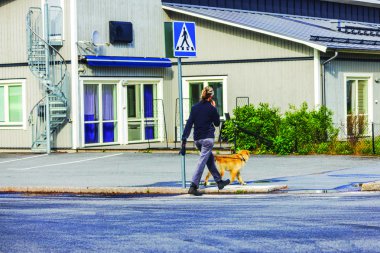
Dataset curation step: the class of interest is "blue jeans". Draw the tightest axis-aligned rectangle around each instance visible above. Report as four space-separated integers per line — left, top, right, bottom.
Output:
191 138 221 187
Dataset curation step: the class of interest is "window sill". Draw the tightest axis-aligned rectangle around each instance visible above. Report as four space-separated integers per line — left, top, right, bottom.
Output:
83 142 119 147
0 125 26 130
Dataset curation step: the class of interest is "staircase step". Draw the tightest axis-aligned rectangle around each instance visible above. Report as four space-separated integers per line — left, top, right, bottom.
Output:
49 101 67 108
51 114 67 118
50 107 67 111
51 122 63 126
51 120 64 124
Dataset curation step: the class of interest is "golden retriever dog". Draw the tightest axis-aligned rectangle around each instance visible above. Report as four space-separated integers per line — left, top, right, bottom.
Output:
204 150 250 186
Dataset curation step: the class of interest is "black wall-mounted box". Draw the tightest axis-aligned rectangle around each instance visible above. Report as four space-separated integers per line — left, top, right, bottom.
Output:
109 21 133 44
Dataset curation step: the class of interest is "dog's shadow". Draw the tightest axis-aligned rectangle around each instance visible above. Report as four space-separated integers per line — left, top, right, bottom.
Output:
136 178 288 188
137 181 190 187
136 181 252 188
203 180 254 187
203 179 288 187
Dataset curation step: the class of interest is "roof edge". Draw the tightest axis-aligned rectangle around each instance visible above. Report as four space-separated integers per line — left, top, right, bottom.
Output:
322 0 380 8
162 4 328 53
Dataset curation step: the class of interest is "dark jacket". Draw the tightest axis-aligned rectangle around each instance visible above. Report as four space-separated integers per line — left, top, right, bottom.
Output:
182 100 220 141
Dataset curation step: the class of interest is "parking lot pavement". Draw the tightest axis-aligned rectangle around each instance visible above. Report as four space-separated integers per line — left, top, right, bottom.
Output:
1 153 380 193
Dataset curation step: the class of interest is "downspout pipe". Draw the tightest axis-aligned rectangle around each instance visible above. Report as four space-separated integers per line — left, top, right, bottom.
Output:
322 51 339 107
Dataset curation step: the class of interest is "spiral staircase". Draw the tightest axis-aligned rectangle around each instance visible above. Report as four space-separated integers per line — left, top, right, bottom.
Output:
26 6 68 153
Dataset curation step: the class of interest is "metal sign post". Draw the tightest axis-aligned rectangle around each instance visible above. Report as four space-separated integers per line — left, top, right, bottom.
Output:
177 57 186 188
173 21 197 188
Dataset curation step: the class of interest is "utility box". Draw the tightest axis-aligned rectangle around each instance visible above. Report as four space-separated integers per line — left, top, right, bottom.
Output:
109 21 133 44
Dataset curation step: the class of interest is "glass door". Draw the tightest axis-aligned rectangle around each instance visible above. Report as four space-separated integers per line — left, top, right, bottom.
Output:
125 83 158 143
346 78 369 135
126 84 141 142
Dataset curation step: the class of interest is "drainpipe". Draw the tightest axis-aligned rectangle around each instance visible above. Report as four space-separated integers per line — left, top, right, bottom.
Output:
322 51 339 106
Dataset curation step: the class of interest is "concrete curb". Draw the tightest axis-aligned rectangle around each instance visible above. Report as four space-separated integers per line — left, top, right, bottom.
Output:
0 185 288 195
201 185 288 194
361 181 380 191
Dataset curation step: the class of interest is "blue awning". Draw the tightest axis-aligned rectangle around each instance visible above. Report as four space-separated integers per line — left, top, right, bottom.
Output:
84 55 172 68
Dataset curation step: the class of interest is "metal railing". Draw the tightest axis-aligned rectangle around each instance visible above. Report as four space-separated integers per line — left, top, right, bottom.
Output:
236 97 249 108
145 99 169 149
336 122 380 154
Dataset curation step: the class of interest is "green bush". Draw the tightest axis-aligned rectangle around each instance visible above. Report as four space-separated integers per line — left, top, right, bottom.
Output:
222 103 281 151
332 141 354 155
273 103 338 154
222 102 338 155
375 136 380 154
316 143 330 154
298 144 314 155
274 103 311 154
356 139 373 155
310 106 339 143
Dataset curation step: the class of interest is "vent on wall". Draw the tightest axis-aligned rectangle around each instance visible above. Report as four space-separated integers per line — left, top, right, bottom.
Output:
109 21 133 44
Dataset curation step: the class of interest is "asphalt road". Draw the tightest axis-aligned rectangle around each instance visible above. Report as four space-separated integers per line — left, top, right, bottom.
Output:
1 193 380 253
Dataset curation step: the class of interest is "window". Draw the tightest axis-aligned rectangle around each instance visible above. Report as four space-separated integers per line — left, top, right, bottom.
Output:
189 82 203 108
0 80 25 128
183 76 227 118
345 76 372 135
83 83 117 145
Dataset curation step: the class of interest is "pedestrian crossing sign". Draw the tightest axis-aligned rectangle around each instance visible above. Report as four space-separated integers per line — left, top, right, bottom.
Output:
173 21 196 57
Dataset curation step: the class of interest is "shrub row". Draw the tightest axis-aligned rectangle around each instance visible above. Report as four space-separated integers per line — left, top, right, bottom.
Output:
222 103 339 155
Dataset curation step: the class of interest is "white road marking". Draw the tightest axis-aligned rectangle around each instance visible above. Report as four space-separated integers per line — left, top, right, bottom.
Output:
0 154 48 164
7 153 123 171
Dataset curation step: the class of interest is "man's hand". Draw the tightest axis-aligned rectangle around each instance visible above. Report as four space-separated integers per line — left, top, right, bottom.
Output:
179 140 186 156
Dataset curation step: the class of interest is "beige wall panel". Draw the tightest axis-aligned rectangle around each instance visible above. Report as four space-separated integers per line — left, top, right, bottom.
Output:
0 0 40 64
168 60 314 136
55 0 72 60
0 0 71 63
53 123 72 148
167 13 314 61
77 0 166 58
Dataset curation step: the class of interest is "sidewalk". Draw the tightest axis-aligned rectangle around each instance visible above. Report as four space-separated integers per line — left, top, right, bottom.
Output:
1 152 380 195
